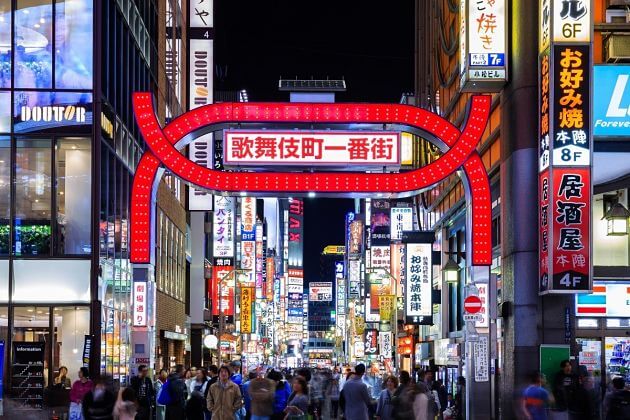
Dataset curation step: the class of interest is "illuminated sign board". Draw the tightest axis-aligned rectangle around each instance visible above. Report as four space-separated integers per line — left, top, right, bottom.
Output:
240 287 254 334
576 281 630 317
224 130 400 167
538 1 592 295
130 95 493 267
461 0 507 91
213 196 235 258
593 65 630 137
391 207 413 241
309 282 333 302
133 281 147 327
188 0 214 210
405 243 433 324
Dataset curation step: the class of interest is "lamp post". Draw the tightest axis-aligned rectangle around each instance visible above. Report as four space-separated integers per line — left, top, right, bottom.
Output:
604 202 630 236
442 257 461 283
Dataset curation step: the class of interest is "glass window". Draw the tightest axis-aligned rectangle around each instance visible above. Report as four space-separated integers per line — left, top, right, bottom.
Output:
13 259 90 302
0 1 10 88
54 0 93 89
0 92 10 132
12 306 50 388
15 139 51 256
15 0 53 89
0 137 9 255
55 137 91 255
52 306 90 388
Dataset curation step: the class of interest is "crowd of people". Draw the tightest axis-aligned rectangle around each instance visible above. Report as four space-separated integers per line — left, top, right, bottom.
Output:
519 360 630 420
51 359 630 419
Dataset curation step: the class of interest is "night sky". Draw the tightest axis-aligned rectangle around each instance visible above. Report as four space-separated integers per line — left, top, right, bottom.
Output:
215 0 415 281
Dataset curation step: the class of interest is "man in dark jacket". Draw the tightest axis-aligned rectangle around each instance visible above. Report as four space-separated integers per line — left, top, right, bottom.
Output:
165 364 188 420
130 364 154 420
604 377 630 420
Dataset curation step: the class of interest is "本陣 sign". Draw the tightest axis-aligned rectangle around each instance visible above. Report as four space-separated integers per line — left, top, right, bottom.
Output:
462 0 507 90
593 65 630 137
224 130 400 167
405 243 433 324
541 168 591 293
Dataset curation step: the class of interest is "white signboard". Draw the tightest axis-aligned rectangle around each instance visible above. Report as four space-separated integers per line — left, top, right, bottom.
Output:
379 331 393 358
405 243 433 319
468 0 506 67
213 196 235 258
287 284 303 294
309 282 333 302
475 282 489 328
133 281 147 327
474 335 490 382
188 133 214 211
391 207 413 241
190 0 213 28
348 260 360 299
370 246 391 270
553 0 590 44
224 130 401 167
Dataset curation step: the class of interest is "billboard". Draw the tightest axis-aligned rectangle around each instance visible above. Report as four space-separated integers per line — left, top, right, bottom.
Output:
309 282 333 302
288 199 304 268
364 329 378 355
593 66 630 137
224 130 400 167
461 0 507 91
576 282 630 317
213 196 235 258
405 243 433 324
211 265 234 318
348 260 361 299
240 287 254 334
391 207 413 241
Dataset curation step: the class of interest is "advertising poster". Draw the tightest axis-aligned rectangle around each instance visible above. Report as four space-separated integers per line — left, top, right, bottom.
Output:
309 282 333 302
288 199 304 268
605 337 630 385
211 265 234 319
240 287 254 334
213 197 235 258
364 329 378 355
379 331 393 359
370 200 391 245
405 243 433 324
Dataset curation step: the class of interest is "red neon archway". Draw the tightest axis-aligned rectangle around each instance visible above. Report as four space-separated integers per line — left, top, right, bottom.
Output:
130 94 492 265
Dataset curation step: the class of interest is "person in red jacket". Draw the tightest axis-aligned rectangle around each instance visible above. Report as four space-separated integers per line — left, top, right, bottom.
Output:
69 367 94 416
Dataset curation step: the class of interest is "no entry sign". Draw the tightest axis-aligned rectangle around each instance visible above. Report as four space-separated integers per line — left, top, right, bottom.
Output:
464 295 483 314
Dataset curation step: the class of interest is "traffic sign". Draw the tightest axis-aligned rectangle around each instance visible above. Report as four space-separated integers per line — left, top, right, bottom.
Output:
464 295 483 314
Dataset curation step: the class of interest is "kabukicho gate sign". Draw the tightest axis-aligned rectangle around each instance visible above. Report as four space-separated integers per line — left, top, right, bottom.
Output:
130 93 493 266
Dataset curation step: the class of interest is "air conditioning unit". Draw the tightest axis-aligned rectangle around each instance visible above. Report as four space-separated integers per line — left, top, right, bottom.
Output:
606 5 630 23
606 34 630 63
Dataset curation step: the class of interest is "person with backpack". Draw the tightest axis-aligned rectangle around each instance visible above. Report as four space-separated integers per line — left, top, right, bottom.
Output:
603 377 630 420
158 364 188 420
207 365 244 420
267 369 291 420
392 371 414 420
130 364 154 420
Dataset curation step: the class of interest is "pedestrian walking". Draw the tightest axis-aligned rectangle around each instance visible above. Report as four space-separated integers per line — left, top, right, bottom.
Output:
392 371 414 420
603 377 630 420
158 364 188 420
69 367 94 420
130 364 154 420
242 371 258 419
376 375 398 420
207 365 244 420
552 360 577 417
114 387 138 420
267 369 291 420
81 376 116 420
521 371 551 420
187 368 211 420
285 377 309 419
413 381 435 420
339 364 372 420
326 375 341 419
248 375 275 420
434 380 448 417
154 369 168 420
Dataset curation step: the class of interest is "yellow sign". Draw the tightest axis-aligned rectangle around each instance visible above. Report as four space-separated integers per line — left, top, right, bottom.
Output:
379 295 396 320
240 287 254 334
323 245 345 255
355 316 365 335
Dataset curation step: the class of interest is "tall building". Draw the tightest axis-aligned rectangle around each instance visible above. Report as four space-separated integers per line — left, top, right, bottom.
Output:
0 0 186 412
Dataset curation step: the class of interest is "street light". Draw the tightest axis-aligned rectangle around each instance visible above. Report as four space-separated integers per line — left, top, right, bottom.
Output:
604 202 630 236
443 257 460 283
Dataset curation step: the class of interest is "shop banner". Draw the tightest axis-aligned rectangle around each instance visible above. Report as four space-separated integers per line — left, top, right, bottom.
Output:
405 243 433 323
288 199 304 268
390 244 405 298
241 197 256 240
82 336 91 368
348 220 364 259
364 329 378 355
213 197 235 258
379 332 393 358
241 287 254 334
348 260 361 299
576 282 630 316
266 257 275 300
367 264 392 323
379 295 395 321
370 200 391 245
211 265 234 318
133 281 147 327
